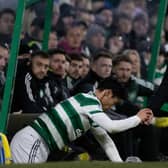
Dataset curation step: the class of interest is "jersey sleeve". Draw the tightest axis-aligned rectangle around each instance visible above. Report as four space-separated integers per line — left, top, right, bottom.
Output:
90 126 123 162
90 112 141 133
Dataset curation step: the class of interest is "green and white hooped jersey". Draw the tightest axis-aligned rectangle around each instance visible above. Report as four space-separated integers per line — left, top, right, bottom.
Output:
31 92 103 151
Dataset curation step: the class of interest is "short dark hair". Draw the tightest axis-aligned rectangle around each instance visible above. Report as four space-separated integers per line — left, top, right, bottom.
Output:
31 50 49 59
0 8 15 18
0 42 9 50
97 76 127 99
31 17 44 29
48 48 67 58
112 54 132 67
92 49 113 62
68 53 83 62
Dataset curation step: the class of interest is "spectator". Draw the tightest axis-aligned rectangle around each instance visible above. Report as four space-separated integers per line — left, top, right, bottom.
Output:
80 53 90 78
123 49 141 78
112 54 154 105
94 6 114 38
0 43 9 106
107 34 124 55
48 29 58 49
115 13 132 48
77 8 95 27
51 4 60 30
112 54 158 161
11 51 54 113
22 17 45 50
58 21 84 54
48 48 70 105
130 12 150 52
154 46 167 86
56 3 76 38
72 49 112 95
47 48 71 161
85 24 106 55
65 53 83 89
0 8 15 44
117 0 136 18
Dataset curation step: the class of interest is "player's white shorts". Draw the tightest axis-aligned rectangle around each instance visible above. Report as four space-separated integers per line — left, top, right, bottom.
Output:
10 126 50 163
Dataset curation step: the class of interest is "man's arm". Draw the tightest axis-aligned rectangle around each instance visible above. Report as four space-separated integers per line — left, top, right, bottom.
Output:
90 126 123 162
91 108 152 133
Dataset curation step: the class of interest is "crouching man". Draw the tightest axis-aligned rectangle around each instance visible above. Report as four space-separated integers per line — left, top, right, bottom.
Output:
10 77 153 163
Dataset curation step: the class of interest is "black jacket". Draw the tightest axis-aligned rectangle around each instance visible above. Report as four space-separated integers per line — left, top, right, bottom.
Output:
71 69 104 95
47 71 70 105
11 59 54 113
113 74 155 117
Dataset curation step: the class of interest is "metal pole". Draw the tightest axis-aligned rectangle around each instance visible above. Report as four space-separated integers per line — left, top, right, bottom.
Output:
42 0 54 51
147 0 168 82
0 0 26 133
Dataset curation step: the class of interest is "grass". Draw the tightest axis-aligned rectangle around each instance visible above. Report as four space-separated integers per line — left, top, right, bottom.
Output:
1 161 168 168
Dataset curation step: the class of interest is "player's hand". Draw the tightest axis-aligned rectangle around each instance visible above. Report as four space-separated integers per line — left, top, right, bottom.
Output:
136 108 153 125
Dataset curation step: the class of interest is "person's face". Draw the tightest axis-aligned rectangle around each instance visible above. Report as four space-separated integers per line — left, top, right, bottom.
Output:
92 57 112 78
133 20 148 36
118 18 132 34
157 54 165 68
100 90 120 110
79 12 95 26
68 60 83 79
90 33 105 49
128 53 140 75
62 16 74 28
48 32 58 49
118 2 135 18
52 6 60 26
100 9 113 27
108 36 124 54
31 56 49 79
81 57 90 78
0 46 9 71
50 54 67 77
113 61 132 83
66 27 83 48
0 13 14 34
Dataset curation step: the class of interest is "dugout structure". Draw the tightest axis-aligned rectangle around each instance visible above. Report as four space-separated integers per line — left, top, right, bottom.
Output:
0 0 54 134
0 0 167 136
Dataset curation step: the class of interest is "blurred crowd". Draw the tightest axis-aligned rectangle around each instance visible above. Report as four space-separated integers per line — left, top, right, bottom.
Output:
1 0 168 162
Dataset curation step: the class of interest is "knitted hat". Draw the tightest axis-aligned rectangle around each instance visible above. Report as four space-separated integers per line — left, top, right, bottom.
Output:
85 24 105 41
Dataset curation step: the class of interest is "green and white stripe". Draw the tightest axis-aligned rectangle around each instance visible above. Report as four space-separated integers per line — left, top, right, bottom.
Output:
55 104 76 141
31 93 103 151
39 113 64 149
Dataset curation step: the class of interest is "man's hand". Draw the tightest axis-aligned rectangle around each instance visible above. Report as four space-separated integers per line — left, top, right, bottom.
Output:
137 108 153 125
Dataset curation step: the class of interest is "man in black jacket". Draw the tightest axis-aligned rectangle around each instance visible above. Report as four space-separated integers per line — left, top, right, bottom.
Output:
71 49 113 95
112 54 159 161
48 48 70 105
11 50 54 113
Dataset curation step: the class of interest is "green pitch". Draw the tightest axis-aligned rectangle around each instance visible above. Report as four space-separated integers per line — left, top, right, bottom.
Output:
1 161 168 168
